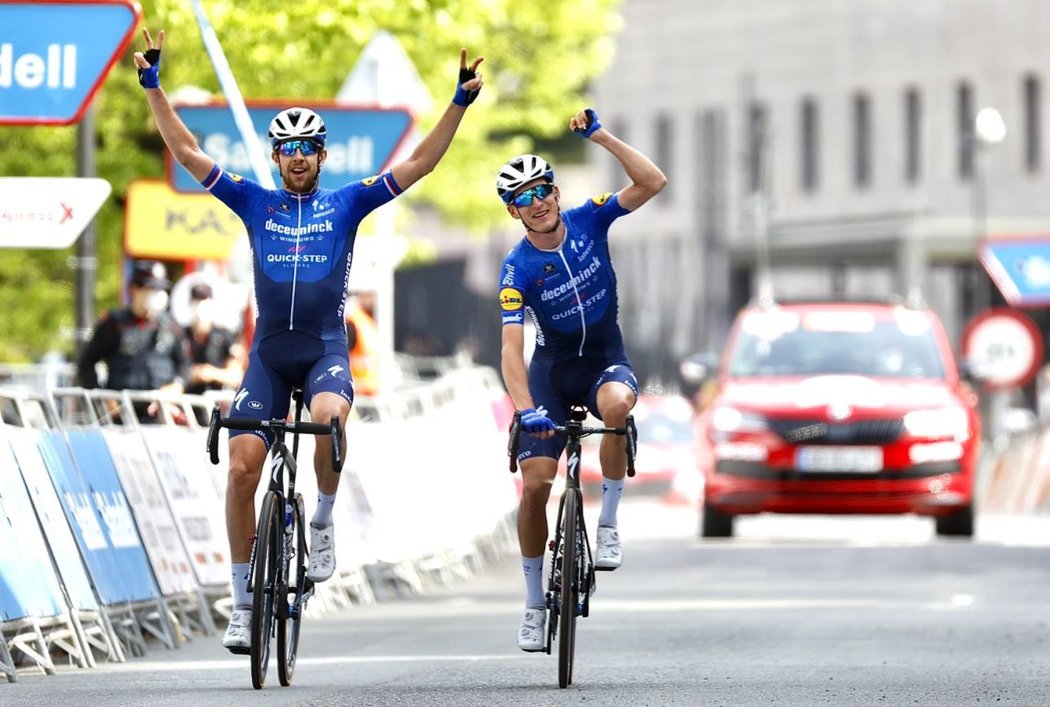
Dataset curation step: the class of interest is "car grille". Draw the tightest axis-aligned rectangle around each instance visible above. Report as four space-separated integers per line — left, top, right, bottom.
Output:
769 418 904 445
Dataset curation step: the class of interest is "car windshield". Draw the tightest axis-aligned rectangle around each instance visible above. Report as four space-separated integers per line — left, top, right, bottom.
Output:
727 308 947 378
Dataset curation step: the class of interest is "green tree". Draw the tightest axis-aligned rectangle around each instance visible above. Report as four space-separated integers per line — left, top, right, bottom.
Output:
0 0 623 362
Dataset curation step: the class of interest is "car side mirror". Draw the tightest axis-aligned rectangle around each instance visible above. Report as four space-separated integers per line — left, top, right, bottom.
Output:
679 352 720 387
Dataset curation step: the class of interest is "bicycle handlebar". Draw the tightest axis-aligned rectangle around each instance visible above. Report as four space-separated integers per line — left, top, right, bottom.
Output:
206 406 341 472
507 410 637 477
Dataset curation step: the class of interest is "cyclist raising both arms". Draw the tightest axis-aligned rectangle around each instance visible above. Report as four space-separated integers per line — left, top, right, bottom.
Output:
497 108 666 652
133 27 483 653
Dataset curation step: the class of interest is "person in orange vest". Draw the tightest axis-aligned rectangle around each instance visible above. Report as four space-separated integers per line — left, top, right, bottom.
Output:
345 290 380 396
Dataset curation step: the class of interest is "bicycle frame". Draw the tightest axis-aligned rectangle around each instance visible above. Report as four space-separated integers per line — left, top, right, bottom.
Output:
507 404 636 688
206 388 342 689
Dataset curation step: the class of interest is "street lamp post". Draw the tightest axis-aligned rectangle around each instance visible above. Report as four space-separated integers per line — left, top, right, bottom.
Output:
971 106 1009 444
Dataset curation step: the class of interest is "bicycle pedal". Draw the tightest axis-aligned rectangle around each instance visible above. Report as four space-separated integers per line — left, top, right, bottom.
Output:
225 645 250 656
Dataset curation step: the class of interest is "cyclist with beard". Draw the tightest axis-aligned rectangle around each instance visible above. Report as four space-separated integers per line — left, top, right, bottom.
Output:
133 27 483 652
497 108 666 652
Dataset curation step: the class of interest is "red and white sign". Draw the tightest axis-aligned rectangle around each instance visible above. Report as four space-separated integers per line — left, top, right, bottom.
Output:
961 308 1044 389
0 177 111 248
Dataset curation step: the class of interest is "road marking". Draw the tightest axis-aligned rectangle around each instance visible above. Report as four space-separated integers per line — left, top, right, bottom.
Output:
94 653 522 674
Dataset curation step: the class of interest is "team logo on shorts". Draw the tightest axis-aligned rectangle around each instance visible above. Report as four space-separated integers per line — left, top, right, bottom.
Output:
362 175 380 186
591 192 612 206
499 287 523 311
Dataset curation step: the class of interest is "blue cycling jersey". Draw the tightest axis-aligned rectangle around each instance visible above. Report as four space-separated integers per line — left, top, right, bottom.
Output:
499 192 631 362
203 165 401 347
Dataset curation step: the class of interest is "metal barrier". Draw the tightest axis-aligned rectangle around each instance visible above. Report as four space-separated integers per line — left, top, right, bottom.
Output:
0 359 520 678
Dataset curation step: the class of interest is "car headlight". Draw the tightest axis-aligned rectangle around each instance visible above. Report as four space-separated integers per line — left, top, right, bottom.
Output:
902 407 970 440
710 406 769 434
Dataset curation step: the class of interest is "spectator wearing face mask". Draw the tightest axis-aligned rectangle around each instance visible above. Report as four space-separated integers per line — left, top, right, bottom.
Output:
184 282 244 395
77 260 191 398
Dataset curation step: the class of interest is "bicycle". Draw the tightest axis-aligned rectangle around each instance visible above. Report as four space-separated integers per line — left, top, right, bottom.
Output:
206 387 342 689
508 404 637 689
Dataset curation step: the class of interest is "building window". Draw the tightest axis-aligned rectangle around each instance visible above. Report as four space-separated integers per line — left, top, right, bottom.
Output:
852 92 871 188
904 87 922 184
800 97 819 192
957 80 975 180
655 113 673 202
746 101 768 194
698 108 726 238
1024 74 1041 173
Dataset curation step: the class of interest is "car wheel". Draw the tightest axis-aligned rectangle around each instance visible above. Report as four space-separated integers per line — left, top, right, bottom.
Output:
700 505 734 538
934 505 974 538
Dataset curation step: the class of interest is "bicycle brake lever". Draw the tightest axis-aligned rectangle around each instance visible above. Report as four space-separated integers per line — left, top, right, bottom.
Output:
330 415 342 473
508 412 522 473
207 406 221 465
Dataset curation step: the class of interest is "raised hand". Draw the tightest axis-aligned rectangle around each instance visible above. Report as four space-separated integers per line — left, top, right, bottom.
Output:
133 28 165 88
453 48 484 107
570 108 602 138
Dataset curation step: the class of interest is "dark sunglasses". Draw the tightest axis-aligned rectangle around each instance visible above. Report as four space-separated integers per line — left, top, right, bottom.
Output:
277 139 322 156
511 183 554 208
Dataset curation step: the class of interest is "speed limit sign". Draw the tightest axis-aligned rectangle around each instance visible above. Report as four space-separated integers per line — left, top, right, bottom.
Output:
961 308 1044 389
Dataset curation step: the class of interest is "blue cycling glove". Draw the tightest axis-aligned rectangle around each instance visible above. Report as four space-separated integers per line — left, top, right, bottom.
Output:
138 48 161 89
519 407 555 434
573 108 602 138
452 66 480 107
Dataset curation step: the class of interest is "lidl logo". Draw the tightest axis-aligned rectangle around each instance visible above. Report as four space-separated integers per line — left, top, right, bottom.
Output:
499 287 523 311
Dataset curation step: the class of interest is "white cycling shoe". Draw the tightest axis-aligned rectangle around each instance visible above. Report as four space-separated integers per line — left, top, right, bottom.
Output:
595 526 623 570
517 607 546 652
222 609 251 654
308 522 336 582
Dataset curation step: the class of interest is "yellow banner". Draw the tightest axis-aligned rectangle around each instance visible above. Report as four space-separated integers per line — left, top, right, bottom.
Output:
125 180 244 260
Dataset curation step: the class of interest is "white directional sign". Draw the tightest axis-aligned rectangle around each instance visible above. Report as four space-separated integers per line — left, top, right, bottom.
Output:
0 177 111 248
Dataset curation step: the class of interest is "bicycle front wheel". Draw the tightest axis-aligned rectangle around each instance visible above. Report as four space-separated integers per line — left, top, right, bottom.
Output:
251 491 280 690
558 489 579 689
278 492 307 686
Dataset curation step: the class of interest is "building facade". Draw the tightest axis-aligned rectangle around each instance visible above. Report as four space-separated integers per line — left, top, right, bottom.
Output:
589 0 1050 380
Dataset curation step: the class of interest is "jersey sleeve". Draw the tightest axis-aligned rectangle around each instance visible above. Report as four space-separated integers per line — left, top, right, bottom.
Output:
583 191 631 233
499 257 527 327
201 165 266 219
334 171 403 217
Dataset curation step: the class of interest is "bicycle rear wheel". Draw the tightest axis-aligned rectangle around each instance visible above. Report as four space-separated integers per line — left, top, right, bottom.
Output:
250 491 280 690
278 492 307 686
558 489 579 689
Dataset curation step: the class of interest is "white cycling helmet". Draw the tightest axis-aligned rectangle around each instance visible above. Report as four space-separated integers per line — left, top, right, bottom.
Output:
496 154 554 204
268 107 327 148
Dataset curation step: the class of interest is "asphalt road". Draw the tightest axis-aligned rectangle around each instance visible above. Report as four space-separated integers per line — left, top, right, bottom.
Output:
5 501 1050 706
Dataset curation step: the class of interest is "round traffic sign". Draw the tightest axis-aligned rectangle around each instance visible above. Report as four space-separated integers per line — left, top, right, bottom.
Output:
961 308 1044 389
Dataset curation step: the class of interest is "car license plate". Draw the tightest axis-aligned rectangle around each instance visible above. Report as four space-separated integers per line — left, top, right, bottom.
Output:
796 446 883 473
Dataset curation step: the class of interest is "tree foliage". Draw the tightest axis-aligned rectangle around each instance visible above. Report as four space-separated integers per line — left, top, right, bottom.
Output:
0 0 623 361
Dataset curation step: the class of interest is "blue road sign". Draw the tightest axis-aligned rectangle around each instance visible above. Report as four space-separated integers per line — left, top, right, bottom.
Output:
979 237 1050 307
0 0 140 125
171 102 414 193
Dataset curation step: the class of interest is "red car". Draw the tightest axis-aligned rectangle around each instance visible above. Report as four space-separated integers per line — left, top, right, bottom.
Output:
694 300 981 538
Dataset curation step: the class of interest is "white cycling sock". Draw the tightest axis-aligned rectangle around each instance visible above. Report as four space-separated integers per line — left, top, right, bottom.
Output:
597 477 625 528
523 554 545 608
311 491 336 527
232 562 251 609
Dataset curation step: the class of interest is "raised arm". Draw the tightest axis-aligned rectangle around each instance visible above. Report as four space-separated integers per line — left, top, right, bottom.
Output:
132 28 216 183
570 108 667 212
390 48 484 191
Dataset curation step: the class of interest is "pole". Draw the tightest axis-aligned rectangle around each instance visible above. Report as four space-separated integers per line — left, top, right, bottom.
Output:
74 105 98 357
190 0 275 189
